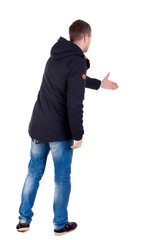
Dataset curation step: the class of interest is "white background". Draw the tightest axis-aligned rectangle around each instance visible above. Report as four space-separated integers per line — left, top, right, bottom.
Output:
0 0 161 239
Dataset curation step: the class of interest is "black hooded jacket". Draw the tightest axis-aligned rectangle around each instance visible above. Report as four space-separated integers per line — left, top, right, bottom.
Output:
28 37 101 143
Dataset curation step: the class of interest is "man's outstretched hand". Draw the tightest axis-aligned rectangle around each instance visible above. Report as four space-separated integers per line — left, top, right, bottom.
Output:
101 72 118 90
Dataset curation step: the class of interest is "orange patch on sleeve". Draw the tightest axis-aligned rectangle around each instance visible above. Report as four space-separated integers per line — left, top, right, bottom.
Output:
82 74 86 80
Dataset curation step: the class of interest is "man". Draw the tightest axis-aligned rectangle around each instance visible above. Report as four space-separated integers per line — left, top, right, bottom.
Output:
16 19 118 236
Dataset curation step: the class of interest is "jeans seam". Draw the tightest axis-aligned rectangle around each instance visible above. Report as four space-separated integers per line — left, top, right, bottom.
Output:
32 140 37 158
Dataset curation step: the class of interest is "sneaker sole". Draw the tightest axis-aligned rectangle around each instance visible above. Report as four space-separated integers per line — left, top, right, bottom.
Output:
54 228 76 236
17 227 30 232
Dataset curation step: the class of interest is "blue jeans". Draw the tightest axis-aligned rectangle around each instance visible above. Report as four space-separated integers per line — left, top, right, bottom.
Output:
18 139 73 230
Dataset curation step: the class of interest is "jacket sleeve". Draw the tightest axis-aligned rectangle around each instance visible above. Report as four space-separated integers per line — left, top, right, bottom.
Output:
67 58 87 140
85 76 101 90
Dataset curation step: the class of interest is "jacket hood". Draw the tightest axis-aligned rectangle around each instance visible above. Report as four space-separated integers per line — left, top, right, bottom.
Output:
50 37 90 68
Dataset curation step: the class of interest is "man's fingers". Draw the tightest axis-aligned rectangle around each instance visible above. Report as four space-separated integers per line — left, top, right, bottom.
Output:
70 140 83 149
107 72 110 78
71 145 78 149
71 144 81 149
111 82 119 89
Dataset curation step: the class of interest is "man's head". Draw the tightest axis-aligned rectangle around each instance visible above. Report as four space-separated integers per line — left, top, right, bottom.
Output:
69 19 92 53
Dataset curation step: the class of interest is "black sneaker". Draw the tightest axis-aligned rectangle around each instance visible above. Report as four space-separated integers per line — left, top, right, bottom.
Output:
16 222 30 232
54 222 77 236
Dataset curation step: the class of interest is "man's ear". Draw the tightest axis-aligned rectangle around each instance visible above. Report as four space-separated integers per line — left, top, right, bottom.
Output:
83 34 88 43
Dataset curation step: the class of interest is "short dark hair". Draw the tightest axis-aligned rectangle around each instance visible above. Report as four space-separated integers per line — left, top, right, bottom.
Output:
69 19 91 42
